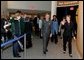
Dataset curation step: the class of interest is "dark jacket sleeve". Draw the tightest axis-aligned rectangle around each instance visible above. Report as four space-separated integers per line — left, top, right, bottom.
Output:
41 20 44 35
20 18 25 35
72 22 75 37
9 18 15 35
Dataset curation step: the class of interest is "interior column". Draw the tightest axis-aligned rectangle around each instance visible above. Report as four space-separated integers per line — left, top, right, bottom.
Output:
51 1 57 20
76 1 83 58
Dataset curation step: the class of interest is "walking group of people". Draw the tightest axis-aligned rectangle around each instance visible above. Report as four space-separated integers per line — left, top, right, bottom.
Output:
41 14 76 57
1 10 77 57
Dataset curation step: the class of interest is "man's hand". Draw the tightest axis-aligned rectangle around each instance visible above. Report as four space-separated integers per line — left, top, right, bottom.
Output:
73 36 76 40
50 33 52 37
5 29 8 32
61 21 65 25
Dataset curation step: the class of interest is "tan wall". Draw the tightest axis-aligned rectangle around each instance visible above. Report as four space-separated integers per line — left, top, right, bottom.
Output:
7 1 51 11
1 1 7 15
1 1 9 18
76 1 83 58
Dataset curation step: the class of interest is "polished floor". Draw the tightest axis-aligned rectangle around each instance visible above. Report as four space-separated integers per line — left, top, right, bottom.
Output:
1 35 81 59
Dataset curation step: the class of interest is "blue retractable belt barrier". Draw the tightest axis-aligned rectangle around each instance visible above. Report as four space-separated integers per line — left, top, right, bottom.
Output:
1 34 24 48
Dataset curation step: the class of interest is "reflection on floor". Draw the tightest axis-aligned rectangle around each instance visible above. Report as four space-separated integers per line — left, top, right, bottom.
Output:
1 35 81 59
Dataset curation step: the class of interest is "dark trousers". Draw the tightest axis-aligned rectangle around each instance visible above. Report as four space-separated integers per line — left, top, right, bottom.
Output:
1 31 20 56
35 26 39 36
26 34 32 48
63 36 72 54
13 35 21 56
39 29 42 38
43 36 49 52
51 32 58 43
13 41 19 56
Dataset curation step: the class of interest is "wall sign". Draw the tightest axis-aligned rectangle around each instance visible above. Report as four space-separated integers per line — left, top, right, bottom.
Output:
57 1 79 7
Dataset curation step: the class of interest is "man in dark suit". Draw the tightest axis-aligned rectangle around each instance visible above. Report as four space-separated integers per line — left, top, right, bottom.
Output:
10 11 24 57
62 15 75 57
33 17 39 36
42 13 51 54
24 16 32 49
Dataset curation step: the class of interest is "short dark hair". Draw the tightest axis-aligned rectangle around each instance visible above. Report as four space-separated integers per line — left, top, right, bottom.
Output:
15 10 22 13
53 15 56 17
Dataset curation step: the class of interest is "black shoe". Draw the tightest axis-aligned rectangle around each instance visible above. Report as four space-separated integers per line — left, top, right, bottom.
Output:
40 36 42 39
46 49 48 52
55 42 57 44
21 50 24 52
14 55 21 57
19 50 24 52
69 54 73 57
17 55 21 57
63 51 66 54
43 51 46 54
18 50 21 52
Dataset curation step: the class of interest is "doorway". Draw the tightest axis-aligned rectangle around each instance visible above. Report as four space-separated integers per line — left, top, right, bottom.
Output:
57 5 78 24
57 5 78 37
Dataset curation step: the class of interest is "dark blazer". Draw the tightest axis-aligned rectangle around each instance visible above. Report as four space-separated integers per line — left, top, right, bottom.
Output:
24 20 32 35
33 17 38 27
42 20 51 37
10 17 24 36
63 21 75 38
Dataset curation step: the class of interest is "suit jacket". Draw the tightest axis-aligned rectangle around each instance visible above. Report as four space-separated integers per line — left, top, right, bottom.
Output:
42 20 51 37
33 17 38 27
10 17 24 36
63 21 75 38
24 19 32 35
10 17 15 35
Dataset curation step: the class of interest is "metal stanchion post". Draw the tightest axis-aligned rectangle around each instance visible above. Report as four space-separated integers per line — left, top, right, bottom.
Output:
1 49 3 59
24 34 26 59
